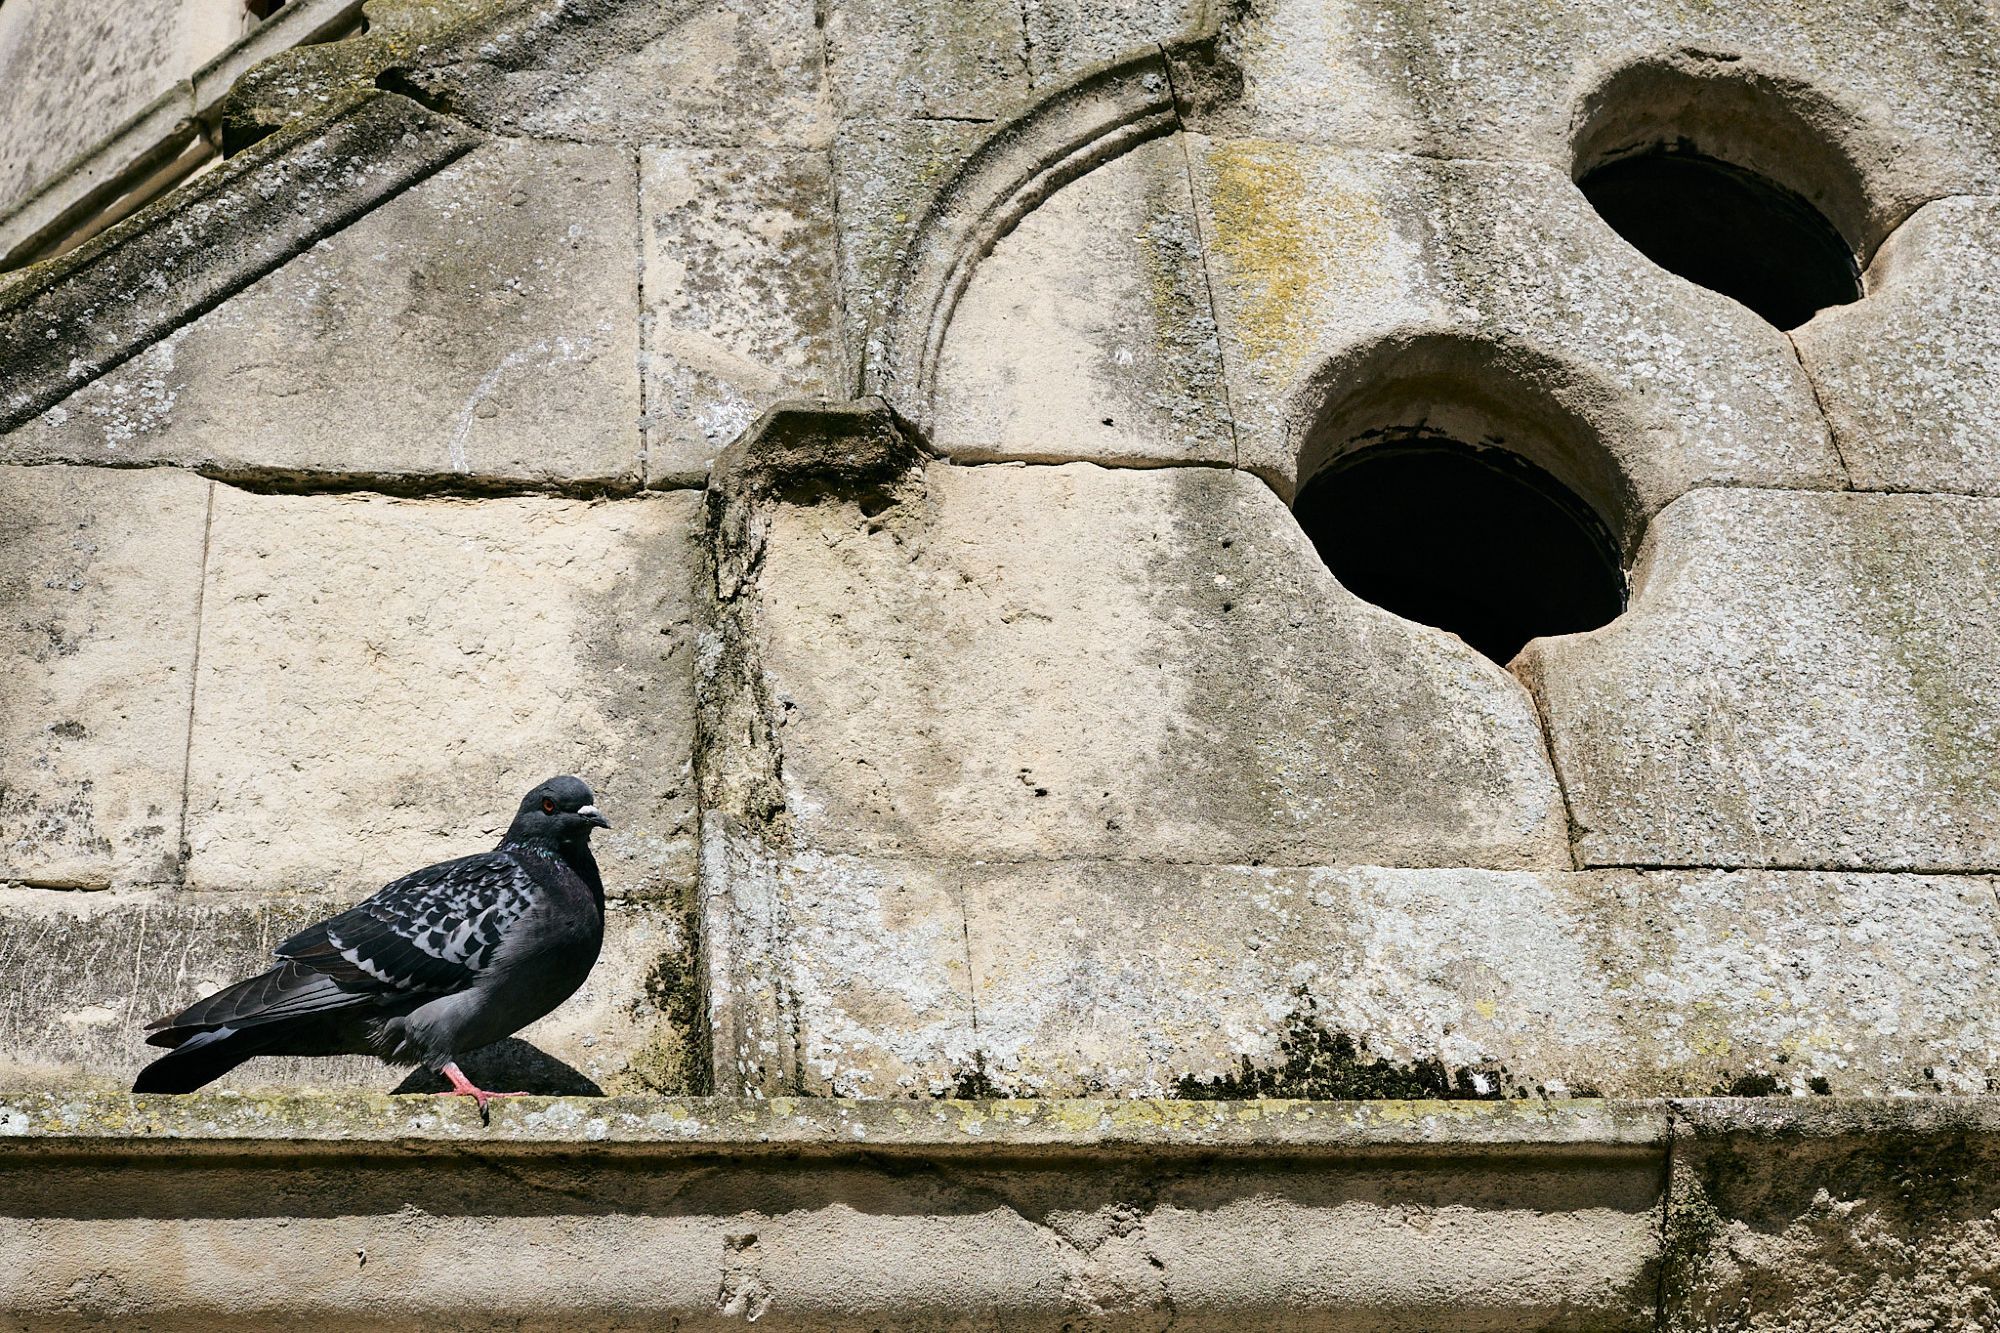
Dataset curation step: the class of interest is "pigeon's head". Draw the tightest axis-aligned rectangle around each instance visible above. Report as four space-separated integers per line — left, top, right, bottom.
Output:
507 775 611 845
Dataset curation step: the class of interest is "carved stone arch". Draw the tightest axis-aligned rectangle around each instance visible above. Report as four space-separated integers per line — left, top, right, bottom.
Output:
864 34 1231 433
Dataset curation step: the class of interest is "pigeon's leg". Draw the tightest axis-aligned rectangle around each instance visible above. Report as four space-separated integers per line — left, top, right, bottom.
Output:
438 1061 528 1116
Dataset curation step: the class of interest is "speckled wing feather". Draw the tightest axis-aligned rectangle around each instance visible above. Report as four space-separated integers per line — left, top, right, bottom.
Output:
272 851 539 998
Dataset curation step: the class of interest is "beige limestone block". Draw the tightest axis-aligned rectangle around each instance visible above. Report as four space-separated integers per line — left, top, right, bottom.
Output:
0 1116 1663 1328
824 0 1029 120
642 147 844 485
0 464 208 889
834 118 989 389
9 139 641 486
931 136 1234 468
1021 0 1211 86
1519 489 2000 871
403 0 830 150
1187 141 1841 528
1664 1101 2000 1332
1216 0 2000 221
746 854 2000 1100
756 460 1568 867
779 851 978 1097
0 886 690 1095
1796 197 2000 495
1579 869 2000 1098
184 486 699 900
0 0 192 218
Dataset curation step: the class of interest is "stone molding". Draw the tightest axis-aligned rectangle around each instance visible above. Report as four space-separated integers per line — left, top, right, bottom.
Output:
0 90 482 433
863 34 1231 431
3 1092 1995 1329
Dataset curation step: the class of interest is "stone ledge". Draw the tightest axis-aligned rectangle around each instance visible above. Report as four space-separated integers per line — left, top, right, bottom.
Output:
7 1088 1976 1152
8 1091 1981 1156
0 1090 1674 1156
6 1094 1992 1328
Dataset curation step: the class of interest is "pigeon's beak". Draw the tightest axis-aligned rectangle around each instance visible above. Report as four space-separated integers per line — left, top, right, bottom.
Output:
579 804 610 830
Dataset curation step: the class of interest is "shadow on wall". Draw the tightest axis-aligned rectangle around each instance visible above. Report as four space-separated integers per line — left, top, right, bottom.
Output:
1570 49 1878 330
391 1039 604 1097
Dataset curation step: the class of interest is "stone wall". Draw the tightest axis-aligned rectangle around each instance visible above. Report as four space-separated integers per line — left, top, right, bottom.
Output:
1 0 1998 1324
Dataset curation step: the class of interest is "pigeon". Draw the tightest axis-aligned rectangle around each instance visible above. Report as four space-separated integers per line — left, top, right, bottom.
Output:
133 776 610 1112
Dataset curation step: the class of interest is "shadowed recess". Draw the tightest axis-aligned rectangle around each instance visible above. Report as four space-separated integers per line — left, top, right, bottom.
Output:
1295 434 1626 665
1579 148 1862 330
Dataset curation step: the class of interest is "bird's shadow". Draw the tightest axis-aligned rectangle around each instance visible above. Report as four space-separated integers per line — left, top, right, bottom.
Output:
389 1039 604 1097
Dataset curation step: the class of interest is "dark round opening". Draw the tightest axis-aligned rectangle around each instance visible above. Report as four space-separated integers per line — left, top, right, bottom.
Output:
1577 148 1861 330
1294 436 1626 664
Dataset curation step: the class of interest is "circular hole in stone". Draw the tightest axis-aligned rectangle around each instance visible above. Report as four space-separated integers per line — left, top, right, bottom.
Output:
1578 147 1861 330
1294 433 1626 665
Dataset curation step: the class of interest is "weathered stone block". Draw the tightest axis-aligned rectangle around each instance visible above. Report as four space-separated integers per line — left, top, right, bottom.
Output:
0 0 193 219
834 118 989 390
754 460 1568 867
396 0 830 150
0 886 691 1095
1187 141 1840 523
1661 1101 2000 1331
0 465 208 889
741 856 2000 1100
1519 489 2000 871
10 139 641 486
824 0 1029 120
779 851 977 1097
0 1094 1666 1330
1218 0 2000 225
931 135 1234 468
1021 0 1211 87
1796 197 2000 495
642 147 844 485
184 486 700 900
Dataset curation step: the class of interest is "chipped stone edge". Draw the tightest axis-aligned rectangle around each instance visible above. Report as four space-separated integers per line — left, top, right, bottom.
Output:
696 398 934 1097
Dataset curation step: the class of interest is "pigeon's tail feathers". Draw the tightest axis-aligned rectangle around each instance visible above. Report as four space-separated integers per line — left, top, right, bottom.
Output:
145 961 365 1045
132 1026 266 1094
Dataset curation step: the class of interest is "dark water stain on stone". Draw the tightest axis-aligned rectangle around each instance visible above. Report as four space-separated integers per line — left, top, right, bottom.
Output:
1173 998 1516 1101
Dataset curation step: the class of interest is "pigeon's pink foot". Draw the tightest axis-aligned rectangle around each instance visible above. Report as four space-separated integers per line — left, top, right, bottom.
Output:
438 1061 527 1115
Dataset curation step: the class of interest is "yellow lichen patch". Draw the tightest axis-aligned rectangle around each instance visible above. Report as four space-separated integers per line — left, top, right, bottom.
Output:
1203 141 1389 380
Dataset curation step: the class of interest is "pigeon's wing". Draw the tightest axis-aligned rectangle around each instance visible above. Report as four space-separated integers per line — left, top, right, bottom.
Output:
273 851 539 998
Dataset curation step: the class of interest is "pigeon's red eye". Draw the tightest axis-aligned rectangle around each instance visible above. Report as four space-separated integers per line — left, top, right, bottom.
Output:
542 798 555 814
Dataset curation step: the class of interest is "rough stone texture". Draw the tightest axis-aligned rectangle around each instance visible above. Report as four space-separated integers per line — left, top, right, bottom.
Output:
0 888 689 1096
1796 197 2000 496
184 486 700 901
8 139 640 486
745 856 2000 1100
0 465 209 890
1519 489 2000 872
1664 1100 2000 1331
833 117 989 391
1186 141 1840 523
1021 0 1212 86
754 460 1568 868
643 147 844 485
771 851 978 1098
3 0 2000 1322
1216 0 2000 238
824 0 1029 121
930 135 1235 467
0 1094 1666 1331
0 91 483 433
396 0 831 150
0 0 196 220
